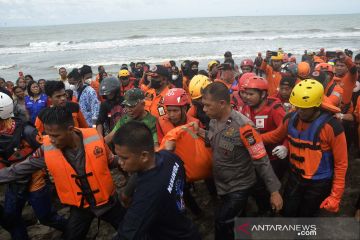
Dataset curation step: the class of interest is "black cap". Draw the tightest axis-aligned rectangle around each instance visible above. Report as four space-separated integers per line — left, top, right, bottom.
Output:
149 65 170 77
311 70 327 84
79 65 92 77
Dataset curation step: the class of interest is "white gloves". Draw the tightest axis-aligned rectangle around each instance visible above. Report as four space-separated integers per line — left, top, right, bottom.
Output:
272 145 288 159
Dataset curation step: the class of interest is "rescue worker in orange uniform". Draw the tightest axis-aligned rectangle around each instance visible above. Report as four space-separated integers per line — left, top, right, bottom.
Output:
118 69 136 96
157 88 199 145
311 65 343 107
262 79 348 217
241 76 288 215
260 51 283 96
144 65 170 118
333 51 358 114
35 81 88 134
0 107 125 239
181 60 199 94
0 93 67 239
156 88 203 216
187 75 212 130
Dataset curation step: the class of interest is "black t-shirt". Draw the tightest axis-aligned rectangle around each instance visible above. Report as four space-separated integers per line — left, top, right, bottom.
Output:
0 87 12 98
96 98 124 135
117 150 200 240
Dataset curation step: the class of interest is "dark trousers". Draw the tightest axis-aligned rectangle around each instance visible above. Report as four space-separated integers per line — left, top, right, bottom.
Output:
255 68 263 77
215 189 251 240
3 183 67 240
184 183 202 216
282 171 332 217
63 198 126 240
252 158 288 215
356 194 360 210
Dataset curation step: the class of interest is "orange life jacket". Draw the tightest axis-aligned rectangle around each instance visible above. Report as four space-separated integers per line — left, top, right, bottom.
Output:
159 123 212 182
43 128 115 208
287 112 334 180
0 119 40 169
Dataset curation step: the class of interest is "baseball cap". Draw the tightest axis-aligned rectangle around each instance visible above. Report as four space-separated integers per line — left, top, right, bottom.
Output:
311 71 327 84
148 65 170 77
122 88 145 107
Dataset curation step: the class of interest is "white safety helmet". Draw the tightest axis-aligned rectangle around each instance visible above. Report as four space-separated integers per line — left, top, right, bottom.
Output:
0 92 14 120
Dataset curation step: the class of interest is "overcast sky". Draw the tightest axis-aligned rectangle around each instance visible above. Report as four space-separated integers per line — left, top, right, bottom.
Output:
1 0 360 27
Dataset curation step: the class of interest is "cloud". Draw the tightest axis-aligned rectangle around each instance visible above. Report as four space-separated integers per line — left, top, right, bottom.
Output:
0 0 359 27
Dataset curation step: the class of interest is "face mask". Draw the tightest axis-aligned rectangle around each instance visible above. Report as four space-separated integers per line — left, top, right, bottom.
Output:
172 75 178 81
84 78 92 85
353 81 360 92
150 80 162 89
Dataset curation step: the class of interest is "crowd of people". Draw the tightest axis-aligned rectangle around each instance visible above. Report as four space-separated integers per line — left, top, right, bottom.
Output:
0 48 359 240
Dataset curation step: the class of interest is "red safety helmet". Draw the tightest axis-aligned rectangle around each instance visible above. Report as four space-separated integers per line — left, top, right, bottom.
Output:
315 63 334 74
238 72 256 91
163 88 189 106
240 59 254 68
243 76 268 91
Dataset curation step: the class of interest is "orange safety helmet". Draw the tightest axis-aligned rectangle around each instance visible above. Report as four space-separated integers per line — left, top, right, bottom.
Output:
164 88 189 106
315 63 334 74
243 76 268 91
238 72 256 91
297 62 311 79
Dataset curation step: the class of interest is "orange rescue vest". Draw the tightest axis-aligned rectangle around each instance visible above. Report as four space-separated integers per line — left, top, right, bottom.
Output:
43 128 115 208
287 112 334 180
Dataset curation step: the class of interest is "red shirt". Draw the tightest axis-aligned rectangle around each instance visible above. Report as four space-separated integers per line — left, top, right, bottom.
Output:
241 97 286 160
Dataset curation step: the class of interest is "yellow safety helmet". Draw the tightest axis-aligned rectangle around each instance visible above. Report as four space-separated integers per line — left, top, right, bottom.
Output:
189 75 211 100
118 69 130 77
207 60 218 71
271 53 284 61
289 79 324 108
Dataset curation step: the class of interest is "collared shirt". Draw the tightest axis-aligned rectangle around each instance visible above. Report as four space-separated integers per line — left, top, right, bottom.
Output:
77 85 100 126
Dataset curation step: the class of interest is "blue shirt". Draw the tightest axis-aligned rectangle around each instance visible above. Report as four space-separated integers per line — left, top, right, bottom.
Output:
25 94 48 124
77 85 100 126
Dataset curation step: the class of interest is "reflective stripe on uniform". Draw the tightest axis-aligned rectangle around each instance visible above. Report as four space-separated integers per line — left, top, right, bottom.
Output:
83 135 100 145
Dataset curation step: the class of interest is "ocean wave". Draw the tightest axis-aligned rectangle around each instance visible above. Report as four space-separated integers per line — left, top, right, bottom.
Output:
342 27 360 32
1 31 360 55
126 34 149 39
53 52 316 70
0 64 16 70
29 41 72 47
